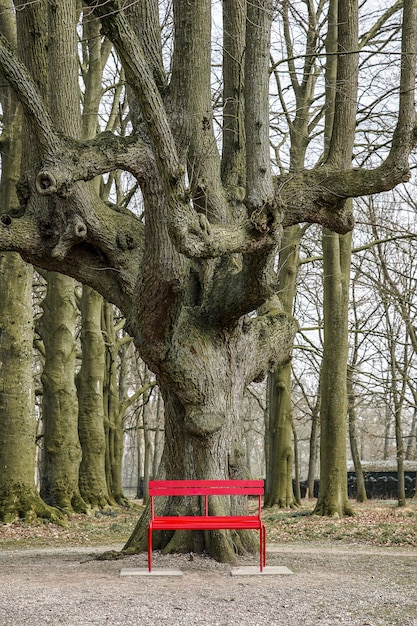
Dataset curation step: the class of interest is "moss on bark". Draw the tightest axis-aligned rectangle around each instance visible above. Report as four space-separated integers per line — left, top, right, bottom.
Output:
0 485 63 524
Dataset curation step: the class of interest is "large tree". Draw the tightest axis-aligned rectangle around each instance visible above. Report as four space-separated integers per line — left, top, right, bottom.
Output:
0 0 59 523
0 1 416 560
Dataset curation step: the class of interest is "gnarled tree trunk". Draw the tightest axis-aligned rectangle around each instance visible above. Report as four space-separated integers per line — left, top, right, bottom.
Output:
125 311 295 561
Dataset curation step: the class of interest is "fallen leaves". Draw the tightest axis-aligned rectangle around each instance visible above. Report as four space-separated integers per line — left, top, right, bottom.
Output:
0 503 144 549
264 500 417 547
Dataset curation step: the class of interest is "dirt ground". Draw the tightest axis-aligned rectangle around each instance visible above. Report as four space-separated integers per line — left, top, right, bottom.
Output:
0 542 416 626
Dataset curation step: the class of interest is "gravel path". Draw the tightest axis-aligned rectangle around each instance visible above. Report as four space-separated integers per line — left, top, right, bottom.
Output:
0 542 416 626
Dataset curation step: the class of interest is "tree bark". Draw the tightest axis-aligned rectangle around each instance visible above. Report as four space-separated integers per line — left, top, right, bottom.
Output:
314 230 353 517
306 392 320 499
0 255 58 522
265 226 302 508
103 302 128 505
347 370 367 502
77 286 112 508
39 272 86 512
0 0 59 523
124 301 295 560
265 365 296 508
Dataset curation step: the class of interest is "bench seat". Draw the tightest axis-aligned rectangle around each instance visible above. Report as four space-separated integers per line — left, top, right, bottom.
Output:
149 515 264 530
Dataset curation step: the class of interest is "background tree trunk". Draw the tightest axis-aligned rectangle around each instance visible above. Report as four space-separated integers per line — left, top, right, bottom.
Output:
265 365 296 507
103 302 128 505
77 286 112 508
0 255 58 522
306 394 320 499
265 226 301 508
314 230 353 517
39 272 85 512
0 2 58 523
347 370 367 502
347 269 368 502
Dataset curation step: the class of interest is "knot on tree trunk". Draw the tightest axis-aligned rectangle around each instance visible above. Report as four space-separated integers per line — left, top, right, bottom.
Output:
35 166 74 198
184 407 225 436
36 171 58 196
51 215 88 260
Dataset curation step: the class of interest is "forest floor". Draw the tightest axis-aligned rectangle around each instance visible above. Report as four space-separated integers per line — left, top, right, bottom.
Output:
1 499 417 626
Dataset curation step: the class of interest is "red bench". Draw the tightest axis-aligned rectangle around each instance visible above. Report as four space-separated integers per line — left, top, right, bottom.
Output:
147 479 266 572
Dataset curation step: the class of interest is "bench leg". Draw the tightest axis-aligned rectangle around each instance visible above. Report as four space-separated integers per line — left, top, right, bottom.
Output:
148 526 152 572
259 527 263 572
259 524 266 572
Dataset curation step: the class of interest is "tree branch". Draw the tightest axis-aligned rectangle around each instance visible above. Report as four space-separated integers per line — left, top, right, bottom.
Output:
245 0 274 218
385 0 417 170
221 0 246 191
326 0 359 167
0 32 61 157
34 133 155 197
242 297 298 385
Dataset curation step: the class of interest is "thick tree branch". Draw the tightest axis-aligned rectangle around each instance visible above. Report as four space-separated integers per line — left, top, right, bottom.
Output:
34 133 155 196
326 0 359 166
85 1 183 187
192 241 276 326
242 297 298 385
385 0 417 169
279 156 416 232
0 32 61 157
170 0 228 222
245 0 274 219
221 0 246 191
280 1 417 233
83 1 261 259
0 185 143 314
124 0 166 94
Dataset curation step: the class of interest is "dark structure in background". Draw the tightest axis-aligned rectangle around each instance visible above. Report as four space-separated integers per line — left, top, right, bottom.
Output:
298 462 417 500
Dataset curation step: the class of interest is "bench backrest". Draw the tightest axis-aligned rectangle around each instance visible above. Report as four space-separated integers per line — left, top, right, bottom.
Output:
149 479 264 497
148 479 264 518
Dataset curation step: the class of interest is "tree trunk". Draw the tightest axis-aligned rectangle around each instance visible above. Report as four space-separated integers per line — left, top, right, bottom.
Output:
347 370 367 502
39 272 86 512
124 377 258 563
314 0 358 517
0 4 58 523
0 255 58 522
383 413 391 460
264 225 302 508
103 302 127 505
395 409 406 507
77 286 112 508
306 396 320 499
123 287 296 562
264 365 296 508
292 421 301 505
314 230 353 518
406 411 417 461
